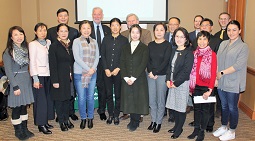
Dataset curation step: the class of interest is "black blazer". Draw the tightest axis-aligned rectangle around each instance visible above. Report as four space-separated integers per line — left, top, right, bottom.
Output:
90 21 111 41
166 47 194 87
47 26 79 44
189 30 196 43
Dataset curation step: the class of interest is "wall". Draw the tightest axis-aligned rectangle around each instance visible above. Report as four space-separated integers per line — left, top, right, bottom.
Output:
0 0 22 58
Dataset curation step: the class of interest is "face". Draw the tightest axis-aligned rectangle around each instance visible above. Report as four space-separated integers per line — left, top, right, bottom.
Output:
194 17 203 29
197 36 209 48
110 21 121 34
168 19 180 33
175 30 186 47
200 21 213 33
127 15 139 28
80 23 91 38
154 24 166 40
227 24 241 41
92 8 103 24
57 26 69 40
219 14 231 28
11 29 24 46
35 26 47 40
57 12 69 24
130 27 140 41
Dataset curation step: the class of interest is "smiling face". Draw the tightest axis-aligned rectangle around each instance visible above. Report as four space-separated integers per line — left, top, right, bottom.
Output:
227 24 241 41
194 16 203 29
154 24 166 40
80 23 91 38
110 21 121 35
197 36 209 48
130 27 140 41
92 8 103 25
35 26 47 40
57 11 69 24
174 30 186 47
57 25 69 40
168 18 179 33
200 21 213 33
127 15 139 28
11 29 24 47
219 14 231 29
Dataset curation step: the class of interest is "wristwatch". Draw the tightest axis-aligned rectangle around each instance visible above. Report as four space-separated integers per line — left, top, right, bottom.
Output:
221 71 224 75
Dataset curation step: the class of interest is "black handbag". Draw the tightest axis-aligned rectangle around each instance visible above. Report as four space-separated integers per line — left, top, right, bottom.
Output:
2 80 10 96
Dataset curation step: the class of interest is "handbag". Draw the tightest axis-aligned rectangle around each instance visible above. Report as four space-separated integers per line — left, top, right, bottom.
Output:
2 80 10 96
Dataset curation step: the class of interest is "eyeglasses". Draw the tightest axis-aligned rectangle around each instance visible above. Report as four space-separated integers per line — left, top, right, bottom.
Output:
200 24 211 27
169 24 179 26
175 35 185 39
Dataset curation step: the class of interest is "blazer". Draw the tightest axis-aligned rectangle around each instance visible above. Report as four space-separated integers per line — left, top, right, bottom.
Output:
121 28 152 46
166 47 194 87
90 21 111 41
29 40 51 76
189 30 196 43
47 26 79 44
214 29 229 41
164 32 175 48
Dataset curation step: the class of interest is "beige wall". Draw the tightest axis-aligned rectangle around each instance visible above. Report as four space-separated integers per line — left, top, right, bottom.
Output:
0 0 22 58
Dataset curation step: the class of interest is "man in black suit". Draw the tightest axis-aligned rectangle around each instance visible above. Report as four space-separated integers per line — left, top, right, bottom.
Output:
89 7 111 121
47 8 79 121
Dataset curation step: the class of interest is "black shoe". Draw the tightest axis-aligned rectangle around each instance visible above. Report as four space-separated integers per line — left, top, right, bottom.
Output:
188 121 195 127
99 113 107 120
187 128 199 139
168 116 175 122
106 116 113 124
65 120 74 129
80 119 86 129
168 128 175 133
0 110 8 121
206 127 213 133
129 121 139 132
147 122 156 130
127 121 132 129
153 124 161 133
114 117 119 125
55 117 59 122
87 119 93 129
21 120 34 138
171 129 183 139
70 114 78 121
38 125 52 134
45 123 54 129
13 124 29 140
196 130 205 141
60 123 68 131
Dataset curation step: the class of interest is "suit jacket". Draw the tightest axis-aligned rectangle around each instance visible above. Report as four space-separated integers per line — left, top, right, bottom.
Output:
90 21 111 41
164 32 175 48
189 30 197 43
47 26 79 44
214 29 229 41
121 28 152 46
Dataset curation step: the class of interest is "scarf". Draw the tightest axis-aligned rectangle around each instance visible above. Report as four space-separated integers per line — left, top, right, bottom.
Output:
13 43 29 66
189 46 212 93
58 37 71 54
80 36 97 88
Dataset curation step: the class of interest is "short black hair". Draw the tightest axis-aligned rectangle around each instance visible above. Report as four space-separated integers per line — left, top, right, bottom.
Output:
153 22 167 32
57 8 69 16
168 17 181 24
197 31 211 42
56 23 69 32
110 18 121 26
79 20 91 31
172 27 190 47
200 18 213 26
129 24 142 40
226 20 241 30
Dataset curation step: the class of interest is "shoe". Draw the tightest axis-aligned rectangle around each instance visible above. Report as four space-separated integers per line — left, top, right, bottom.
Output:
186 106 193 114
65 120 74 129
171 134 180 139
213 126 228 137
206 127 213 133
219 130 235 141
21 120 34 138
215 110 221 118
87 119 93 129
0 110 8 121
120 114 130 120
13 124 29 140
129 121 138 132
70 114 78 121
168 116 175 123
168 128 175 133
45 123 54 129
127 121 132 129
153 124 161 133
147 122 156 130
106 116 113 124
80 119 86 129
60 123 68 131
139 117 143 122
55 117 59 122
195 130 205 141
188 121 195 127
187 128 199 139
38 125 52 134
99 113 107 120
114 117 119 125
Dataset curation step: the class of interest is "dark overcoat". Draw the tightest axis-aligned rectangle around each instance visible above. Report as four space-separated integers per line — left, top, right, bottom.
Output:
49 41 74 101
120 42 149 115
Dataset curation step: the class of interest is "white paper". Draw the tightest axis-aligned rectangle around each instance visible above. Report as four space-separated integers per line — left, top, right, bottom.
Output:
194 96 216 104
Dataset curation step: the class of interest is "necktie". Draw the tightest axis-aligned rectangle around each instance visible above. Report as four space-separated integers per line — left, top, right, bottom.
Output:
169 34 172 43
220 29 225 40
96 25 101 48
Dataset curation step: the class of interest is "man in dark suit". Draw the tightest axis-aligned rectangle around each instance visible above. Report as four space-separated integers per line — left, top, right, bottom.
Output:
47 8 79 121
164 17 180 49
89 7 111 121
189 15 204 43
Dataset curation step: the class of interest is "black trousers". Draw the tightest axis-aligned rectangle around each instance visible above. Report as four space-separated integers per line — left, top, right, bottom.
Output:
12 105 27 119
172 110 186 136
33 76 54 126
96 60 107 114
69 81 75 115
193 85 211 130
55 100 69 124
104 73 121 117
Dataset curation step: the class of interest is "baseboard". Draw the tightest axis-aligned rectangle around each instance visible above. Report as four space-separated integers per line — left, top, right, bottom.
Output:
239 101 255 120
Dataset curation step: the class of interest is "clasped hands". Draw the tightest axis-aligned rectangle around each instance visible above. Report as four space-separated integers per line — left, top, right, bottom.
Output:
124 76 136 85
105 68 120 77
148 72 158 79
166 80 176 88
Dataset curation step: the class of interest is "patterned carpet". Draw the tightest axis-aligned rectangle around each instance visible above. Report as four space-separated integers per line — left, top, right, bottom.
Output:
0 107 255 141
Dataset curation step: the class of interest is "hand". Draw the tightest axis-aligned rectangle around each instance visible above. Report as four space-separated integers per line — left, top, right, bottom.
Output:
105 69 112 77
53 83 59 88
170 84 176 88
202 91 211 100
14 89 21 96
111 68 120 76
166 81 171 88
88 68 95 76
33 82 40 89
153 75 158 80
127 79 134 85
148 72 154 79
217 72 222 80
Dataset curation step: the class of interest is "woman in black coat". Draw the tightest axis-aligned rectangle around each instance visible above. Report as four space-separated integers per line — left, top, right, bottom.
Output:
49 23 74 131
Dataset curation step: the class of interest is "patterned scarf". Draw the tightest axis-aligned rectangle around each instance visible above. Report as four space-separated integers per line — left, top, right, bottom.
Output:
13 43 29 66
189 46 212 93
58 37 71 54
80 36 97 88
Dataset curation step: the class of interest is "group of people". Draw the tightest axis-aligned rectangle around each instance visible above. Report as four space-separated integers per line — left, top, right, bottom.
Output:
2 6 248 141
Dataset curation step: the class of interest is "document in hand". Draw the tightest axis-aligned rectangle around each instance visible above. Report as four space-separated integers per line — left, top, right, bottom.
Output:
194 96 216 104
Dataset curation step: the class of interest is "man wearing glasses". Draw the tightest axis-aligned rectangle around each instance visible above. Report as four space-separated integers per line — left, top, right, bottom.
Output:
214 12 231 41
